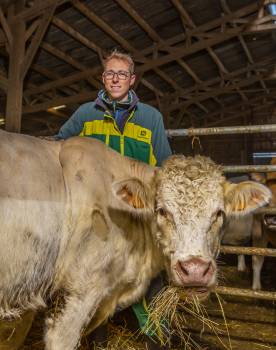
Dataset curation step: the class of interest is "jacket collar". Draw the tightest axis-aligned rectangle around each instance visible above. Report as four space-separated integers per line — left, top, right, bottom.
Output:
95 89 139 113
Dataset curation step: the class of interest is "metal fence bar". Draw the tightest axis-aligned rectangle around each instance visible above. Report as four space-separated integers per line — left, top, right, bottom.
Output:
223 165 276 172
166 124 276 137
214 286 276 301
220 245 276 257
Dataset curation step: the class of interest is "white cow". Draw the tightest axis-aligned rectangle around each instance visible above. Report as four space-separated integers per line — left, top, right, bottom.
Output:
0 130 271 349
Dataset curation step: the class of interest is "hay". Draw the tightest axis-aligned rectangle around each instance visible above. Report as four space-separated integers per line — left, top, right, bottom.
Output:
144 286 232 350
90 323 144 350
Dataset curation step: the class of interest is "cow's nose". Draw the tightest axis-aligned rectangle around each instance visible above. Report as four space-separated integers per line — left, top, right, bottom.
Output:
177 258 214 286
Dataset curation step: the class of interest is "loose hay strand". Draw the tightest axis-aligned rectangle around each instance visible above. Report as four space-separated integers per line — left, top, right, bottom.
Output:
145 286 234 350
215 292 232 350
92 323 144 350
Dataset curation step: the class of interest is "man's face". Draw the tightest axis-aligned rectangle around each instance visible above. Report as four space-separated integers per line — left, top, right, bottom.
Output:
102 59 136 102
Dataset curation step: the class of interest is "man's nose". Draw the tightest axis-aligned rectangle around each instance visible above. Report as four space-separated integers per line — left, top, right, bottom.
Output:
112 73 119 82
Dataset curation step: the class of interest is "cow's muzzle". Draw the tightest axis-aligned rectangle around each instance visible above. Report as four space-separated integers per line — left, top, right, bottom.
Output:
175 257 215 288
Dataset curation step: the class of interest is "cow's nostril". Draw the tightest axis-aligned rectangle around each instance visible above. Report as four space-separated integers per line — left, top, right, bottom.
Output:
203 262 212 277
179 262 189 276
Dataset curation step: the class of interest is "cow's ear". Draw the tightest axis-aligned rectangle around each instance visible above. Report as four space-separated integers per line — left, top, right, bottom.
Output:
224 181 271 217
250 172 266 184
112 178 153 213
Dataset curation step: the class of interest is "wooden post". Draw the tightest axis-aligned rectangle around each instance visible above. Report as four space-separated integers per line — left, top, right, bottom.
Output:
5 2 25 133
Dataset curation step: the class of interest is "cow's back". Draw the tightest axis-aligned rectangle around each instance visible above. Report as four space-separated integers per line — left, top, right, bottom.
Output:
0 131 65 316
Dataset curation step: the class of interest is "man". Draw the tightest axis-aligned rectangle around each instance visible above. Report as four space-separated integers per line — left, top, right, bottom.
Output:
56 50 171 167
56 50 171 349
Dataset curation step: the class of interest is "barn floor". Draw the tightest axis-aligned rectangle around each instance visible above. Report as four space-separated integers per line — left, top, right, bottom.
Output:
17 255 276 350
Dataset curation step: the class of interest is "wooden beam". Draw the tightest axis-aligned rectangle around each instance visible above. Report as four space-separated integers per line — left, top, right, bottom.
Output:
54 2 165 97
41 42 101 90
25 66 101 97
0 70 8 92
5 2 25 133
71 0 146 63
168 74 265 114
21 4 56 78
220 0 269 95
207 100 275 127
52 16 100 54
140 3 257 57
21 2 259 108
115 0 212 110
137 28 246 73
171 0 248 105
23 90 97 114
25 18 40 41
14 0 70 22
0 7 13 48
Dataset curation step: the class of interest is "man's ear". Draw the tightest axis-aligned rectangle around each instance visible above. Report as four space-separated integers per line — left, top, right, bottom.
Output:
112 178 154 214
224 181 271 217
130 74 136 87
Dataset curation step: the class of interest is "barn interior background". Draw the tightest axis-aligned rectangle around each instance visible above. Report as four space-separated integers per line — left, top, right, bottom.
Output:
1 0 276 349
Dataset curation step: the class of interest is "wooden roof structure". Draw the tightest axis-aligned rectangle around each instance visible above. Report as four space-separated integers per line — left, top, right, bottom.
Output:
0 0 276 136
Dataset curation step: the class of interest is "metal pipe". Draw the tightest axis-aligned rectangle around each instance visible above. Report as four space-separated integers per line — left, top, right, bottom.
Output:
220 245 276 257
214 286 276 301
166 124 276 137
223 165 276 172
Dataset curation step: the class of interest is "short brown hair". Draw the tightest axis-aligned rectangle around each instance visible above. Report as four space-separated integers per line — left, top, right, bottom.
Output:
103 49 135 74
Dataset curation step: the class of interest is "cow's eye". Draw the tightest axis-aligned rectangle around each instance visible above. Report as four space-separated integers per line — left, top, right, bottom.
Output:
157 208 167 218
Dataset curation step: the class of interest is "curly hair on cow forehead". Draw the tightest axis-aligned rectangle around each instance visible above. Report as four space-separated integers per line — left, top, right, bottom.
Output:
160 155 223 182
103 49 135 74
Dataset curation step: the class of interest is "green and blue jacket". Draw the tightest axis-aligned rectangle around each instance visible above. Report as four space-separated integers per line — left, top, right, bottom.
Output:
56 90 171 166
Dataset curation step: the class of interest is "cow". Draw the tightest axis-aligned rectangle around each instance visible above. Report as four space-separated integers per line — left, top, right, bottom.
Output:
0 130 271 350
222 176 253 272
250 162 276 290
222 214 253 272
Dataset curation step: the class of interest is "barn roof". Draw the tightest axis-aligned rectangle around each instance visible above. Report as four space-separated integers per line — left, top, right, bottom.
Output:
0 0 276 135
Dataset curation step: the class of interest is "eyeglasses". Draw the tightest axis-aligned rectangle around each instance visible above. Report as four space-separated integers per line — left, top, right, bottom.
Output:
103 70 132 80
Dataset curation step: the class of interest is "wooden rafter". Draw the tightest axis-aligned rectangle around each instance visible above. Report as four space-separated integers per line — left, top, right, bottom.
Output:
21 4 57 78
5 0 25 133
207 100 276 127
115 0 212 115
0 7 12 48
170 0 249 105
140 3 257 57
24 66 101 97
41 42 101 90
205 94 276 124
170 74 266 114
23 54 276 113
7 1 259 112
22 4 56 77
14 0 70 22
0 69 8 92
51 13 164 98
23 90 98 114
153 54 276 110
220 0 269 95
70 0 181 97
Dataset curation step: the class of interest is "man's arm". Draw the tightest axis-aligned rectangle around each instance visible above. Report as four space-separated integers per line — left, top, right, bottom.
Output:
151 111 172 166
55 104 88 140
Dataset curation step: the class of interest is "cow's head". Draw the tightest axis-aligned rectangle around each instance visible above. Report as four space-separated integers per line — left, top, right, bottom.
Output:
113 155 271 298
